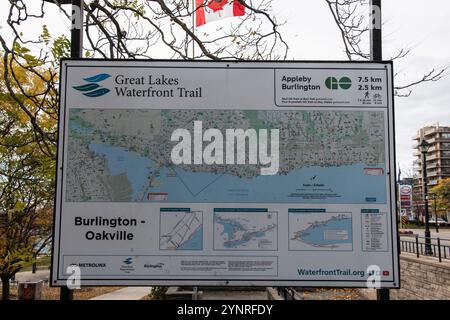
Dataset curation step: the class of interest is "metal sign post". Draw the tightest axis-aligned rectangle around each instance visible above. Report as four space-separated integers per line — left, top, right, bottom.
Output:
370 0 382 61
70 0 83 59
370 0 391 301
59 0 83 300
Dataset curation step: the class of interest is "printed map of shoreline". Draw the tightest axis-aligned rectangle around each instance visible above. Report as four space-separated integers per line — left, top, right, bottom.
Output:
214 211 277 250
289 212 353 251
66 109 387 203
159 210 203 250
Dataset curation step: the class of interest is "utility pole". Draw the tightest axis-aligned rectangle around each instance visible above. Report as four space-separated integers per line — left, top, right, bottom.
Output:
369 0 390 301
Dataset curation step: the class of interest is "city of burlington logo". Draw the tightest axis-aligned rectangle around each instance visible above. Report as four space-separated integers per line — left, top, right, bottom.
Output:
325 76 352 90
72 73 111 97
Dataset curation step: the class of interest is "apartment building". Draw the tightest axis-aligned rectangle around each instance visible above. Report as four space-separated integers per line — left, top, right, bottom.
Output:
412 124 450 211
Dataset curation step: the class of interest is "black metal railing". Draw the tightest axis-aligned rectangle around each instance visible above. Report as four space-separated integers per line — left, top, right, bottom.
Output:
400 234 450 262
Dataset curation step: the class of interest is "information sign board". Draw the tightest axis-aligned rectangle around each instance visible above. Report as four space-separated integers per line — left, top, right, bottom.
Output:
52 60 399 287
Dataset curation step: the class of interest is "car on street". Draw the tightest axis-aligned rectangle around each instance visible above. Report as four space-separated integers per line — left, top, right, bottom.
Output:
428 218 448 226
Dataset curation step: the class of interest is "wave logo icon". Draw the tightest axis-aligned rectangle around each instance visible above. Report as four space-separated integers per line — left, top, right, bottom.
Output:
123 257 133 265
72 73 111 97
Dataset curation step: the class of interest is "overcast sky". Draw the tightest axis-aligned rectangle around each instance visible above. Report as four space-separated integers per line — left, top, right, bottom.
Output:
1 0 449 176
274 0 450 176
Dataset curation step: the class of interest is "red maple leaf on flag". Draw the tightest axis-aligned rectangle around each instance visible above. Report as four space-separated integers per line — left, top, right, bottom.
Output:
196 0 245 27
207 0 228 12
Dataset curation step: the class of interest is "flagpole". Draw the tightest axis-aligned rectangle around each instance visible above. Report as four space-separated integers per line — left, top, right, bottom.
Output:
191 0 195 59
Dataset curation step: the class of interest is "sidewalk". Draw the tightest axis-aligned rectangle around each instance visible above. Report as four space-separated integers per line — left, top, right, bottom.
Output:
89 287 152 300
14 270 49 283
201 289 268 300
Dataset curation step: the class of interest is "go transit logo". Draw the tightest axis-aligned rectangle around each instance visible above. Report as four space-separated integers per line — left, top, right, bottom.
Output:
73 73 111 97
325 76 352 90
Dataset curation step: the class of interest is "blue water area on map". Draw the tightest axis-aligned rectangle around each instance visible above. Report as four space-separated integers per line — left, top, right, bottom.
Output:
178 227 203 250
215 217 257 248
88 142 387 203
70 121 94 135
298 216 352 246
89 143 153 201
215 218 248 248
216 218 246 240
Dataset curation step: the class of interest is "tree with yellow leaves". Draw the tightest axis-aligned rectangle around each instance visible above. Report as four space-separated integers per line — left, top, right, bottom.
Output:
430 178 450 219
0 35 65 299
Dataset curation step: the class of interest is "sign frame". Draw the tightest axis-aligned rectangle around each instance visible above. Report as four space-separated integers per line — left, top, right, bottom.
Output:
51 59 400 288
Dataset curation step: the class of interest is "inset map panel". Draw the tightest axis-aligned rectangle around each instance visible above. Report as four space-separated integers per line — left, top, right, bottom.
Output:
213 208 277 251
159 208 203 250
289 209 352 251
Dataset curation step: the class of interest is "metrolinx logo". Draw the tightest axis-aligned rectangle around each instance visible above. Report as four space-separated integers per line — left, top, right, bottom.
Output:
325 76 352 90
73 73 111 97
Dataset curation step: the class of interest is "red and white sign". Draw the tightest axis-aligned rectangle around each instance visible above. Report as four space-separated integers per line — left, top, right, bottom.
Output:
195 0 245 27
399 185 413 217
400 185 412 195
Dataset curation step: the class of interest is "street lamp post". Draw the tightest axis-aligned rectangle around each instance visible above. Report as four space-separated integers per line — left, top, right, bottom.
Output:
433 194 439 233
419 139 433 255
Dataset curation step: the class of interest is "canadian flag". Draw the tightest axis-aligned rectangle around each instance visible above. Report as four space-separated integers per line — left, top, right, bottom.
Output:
195 0 245 27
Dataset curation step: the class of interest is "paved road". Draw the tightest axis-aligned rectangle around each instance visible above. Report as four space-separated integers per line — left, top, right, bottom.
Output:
13 270 49 283
400 229 450 260
402 228 450 239
401 228 450 247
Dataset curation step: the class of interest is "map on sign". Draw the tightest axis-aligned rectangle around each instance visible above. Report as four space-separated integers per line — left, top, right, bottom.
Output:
213 210 277 250
159 209 203 250
66 109 386 204
289 211 353 251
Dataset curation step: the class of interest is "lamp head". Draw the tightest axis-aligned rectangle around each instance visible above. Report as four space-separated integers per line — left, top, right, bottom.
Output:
419 139 430 153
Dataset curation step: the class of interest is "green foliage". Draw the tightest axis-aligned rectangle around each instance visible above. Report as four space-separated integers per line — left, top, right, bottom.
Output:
149 287 168 300
0 248 34 274
51 36 71 61
430 178 450 211
12 42 30 55
37 25 70 62
20 255 51 271
113 0 146 16
41 25 51 45
0 51 56 299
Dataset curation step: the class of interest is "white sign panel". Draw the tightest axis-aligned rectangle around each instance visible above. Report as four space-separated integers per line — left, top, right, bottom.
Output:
52 60 399 287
